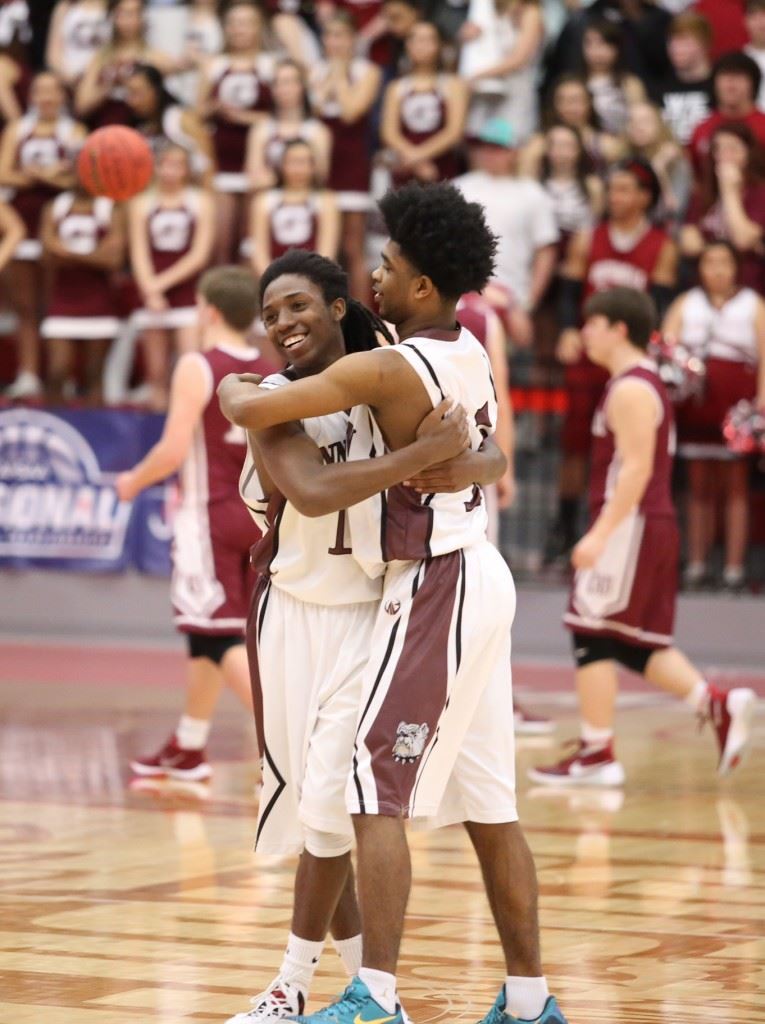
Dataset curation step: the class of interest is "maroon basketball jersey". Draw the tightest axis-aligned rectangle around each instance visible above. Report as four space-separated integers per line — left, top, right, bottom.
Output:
588 362 676 521
584 222 668 301
185 345 276 507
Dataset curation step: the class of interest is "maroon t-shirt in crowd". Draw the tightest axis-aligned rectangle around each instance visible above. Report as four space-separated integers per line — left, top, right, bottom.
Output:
684 183 765 293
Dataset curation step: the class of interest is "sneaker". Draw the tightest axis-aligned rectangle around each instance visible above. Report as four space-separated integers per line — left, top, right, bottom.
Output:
703 687 756 776
527 739 625 787
476 988 568 1023
5 371 42 399
514 703 555 735
226 978 305 1023
290 976 403 1023
130 736 212 781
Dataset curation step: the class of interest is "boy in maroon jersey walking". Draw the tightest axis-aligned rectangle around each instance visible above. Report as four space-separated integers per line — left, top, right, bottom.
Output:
530 287 755 787
117 266 274 782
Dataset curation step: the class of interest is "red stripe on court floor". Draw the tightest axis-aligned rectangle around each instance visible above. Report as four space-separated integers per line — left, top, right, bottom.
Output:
1 642 764 696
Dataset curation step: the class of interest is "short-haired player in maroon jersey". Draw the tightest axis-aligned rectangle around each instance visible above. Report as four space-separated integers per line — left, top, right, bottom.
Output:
117 266 275 783
530 287 756 787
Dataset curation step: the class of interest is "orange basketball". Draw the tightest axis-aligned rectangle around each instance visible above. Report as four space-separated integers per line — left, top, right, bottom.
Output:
77 125 154 202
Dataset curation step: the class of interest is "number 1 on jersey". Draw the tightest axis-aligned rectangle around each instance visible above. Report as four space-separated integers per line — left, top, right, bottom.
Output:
328 509 352 555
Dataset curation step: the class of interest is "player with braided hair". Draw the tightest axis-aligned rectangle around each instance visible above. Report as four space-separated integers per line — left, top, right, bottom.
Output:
221 183 567 1024
228 248 506 1024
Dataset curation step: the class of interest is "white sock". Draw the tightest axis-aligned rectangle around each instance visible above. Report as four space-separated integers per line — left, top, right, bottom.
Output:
358 967 397 1015
684 678 709 712
580 722 613 748
685 562 705 581
505 976 550 1021
175 715 210 750
723 565 744 584
279 933 324 997
332 934 363 977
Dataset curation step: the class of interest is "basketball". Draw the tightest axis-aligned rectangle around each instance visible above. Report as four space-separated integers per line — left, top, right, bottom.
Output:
77 125 154 202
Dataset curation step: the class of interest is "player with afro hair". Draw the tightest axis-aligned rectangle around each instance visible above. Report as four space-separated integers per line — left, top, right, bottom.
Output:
378 180 498 299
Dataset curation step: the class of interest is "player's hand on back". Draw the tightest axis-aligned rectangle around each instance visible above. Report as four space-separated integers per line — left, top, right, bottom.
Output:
413 398 470 467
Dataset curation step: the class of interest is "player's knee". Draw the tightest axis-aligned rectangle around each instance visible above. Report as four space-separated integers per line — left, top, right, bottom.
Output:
187 633 243 666
303 825 352 859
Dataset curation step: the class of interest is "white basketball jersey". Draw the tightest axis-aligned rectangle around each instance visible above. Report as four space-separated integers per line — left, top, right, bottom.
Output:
239 373 382 606
347 326 497 579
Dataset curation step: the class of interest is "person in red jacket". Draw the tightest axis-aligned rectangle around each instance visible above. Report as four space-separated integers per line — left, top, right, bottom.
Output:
689 50 765 172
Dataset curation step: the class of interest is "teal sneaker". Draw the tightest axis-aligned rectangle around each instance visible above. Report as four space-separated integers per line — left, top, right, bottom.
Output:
476 989 568 1024
289 976 403 1024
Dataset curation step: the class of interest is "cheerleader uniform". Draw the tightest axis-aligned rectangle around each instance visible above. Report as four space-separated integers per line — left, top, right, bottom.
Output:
7 113 80 261
138 104 210 180
132 188 204 330
41 192 119 340
260 116 327 178
675 286 760 459
208 53 274 193
312 58 374 211
58 2 110 84
391 75 461 187
266 189 318 258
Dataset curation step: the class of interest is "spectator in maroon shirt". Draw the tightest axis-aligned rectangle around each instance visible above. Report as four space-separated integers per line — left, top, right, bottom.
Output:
682 120 765 293
689 50 765 172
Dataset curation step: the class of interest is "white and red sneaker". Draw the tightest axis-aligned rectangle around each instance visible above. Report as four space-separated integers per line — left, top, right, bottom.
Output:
130 736 212 781
514 702 555 735
225 978 305 1023
703 687 756 776
528 740 625 787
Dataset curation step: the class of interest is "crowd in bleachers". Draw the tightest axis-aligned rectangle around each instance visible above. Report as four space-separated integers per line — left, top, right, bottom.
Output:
1 0 764 588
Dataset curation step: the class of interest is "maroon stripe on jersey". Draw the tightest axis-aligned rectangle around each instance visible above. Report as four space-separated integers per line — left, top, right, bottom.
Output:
409 549 466 812
249 490 287 577
364 551 462 816
399 325 460 343
385 483 434 560
400 343 446 401
246 575 269 754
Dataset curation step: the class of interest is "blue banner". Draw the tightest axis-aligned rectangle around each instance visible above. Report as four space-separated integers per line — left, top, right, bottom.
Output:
0 406 173 574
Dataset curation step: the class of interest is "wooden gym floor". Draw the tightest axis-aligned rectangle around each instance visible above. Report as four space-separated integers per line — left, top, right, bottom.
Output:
0 643 763 1024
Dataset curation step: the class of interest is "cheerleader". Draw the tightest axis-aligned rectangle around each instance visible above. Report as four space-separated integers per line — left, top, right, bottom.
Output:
129 144 215 410
198 0 275 263
249 138 339 278
0 71 85 399
663 241 765 591
39 185 126 405
309 12 380 300
0 0 30 125
75 0 174 128
520 73 625 179
246 58 331 192
580 19 645 137
46 0 110 90
125 63 213 182
380 20 467 187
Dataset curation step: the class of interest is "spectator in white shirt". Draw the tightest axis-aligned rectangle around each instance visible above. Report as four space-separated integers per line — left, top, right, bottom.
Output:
454 116 559 315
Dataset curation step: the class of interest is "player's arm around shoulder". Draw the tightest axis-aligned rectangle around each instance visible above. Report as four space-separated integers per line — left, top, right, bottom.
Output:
116 354 211 502
218 347 409 431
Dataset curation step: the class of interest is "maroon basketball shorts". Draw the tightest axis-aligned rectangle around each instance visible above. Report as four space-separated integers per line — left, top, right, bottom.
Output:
171 500 257 635
564 513 679 648
346 540 519 826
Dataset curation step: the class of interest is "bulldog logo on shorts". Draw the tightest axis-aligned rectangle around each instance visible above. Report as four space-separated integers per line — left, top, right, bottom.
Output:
384 600 401 616
392 722 429 763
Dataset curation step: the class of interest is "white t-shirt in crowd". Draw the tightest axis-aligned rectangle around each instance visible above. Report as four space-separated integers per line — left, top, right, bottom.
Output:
454 171 559 308
745 46 765 112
